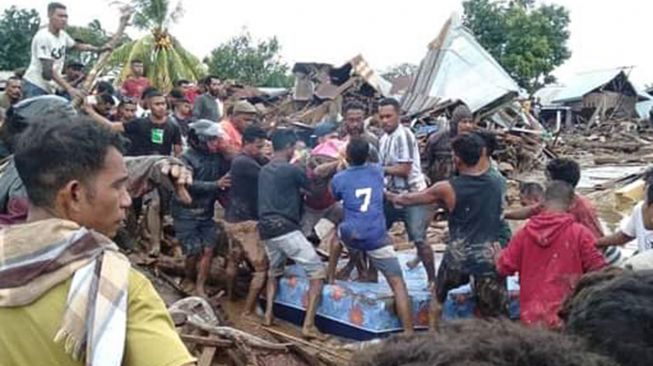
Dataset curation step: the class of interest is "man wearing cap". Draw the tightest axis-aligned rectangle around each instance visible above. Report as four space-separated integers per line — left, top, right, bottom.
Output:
220 100 257 153
193 75 224 122
172 120 231 297
23 3 110 99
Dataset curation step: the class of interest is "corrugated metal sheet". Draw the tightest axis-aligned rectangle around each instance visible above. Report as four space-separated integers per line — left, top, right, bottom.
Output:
533 85 565 106
552 69 627 104
636 100 653 119
348 54 392 96
401 13 520 114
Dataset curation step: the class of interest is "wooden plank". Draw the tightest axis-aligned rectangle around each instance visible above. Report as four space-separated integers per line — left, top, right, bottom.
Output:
262 327 349 362
180 334 234 348
197 335 219 366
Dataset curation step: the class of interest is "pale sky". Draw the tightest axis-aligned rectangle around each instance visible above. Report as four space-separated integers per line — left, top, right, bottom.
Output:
3 0 652 87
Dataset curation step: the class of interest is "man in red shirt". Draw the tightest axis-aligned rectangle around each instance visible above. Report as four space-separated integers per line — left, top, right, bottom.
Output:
120 59 150 101
497 181 606 329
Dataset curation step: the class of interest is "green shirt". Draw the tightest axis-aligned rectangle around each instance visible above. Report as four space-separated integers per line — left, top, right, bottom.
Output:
0 269 195 366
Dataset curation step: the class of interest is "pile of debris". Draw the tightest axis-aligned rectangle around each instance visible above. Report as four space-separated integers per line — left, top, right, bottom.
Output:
400 13 549 174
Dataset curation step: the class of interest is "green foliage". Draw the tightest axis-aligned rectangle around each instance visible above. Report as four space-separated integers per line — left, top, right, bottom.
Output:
67 19 131 69
205 31 294 88
462 0 571 91
110 0 204 91
0 6 41 71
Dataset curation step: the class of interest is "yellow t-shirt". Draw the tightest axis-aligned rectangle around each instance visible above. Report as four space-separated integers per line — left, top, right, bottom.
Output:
0 269 196 366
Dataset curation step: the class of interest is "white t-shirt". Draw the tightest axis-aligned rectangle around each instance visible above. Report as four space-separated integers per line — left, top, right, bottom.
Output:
619 201 653 253
24 27 76 93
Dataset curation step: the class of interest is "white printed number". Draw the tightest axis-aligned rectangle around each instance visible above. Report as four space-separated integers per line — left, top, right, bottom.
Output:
355 188 372 212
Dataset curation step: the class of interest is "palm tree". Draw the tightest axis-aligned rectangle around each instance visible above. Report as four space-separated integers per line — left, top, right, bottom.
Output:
110 0 205 92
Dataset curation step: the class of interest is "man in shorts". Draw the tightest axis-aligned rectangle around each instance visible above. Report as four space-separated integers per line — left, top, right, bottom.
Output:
328 138 413 334
387 133 507 329
258 129 326 340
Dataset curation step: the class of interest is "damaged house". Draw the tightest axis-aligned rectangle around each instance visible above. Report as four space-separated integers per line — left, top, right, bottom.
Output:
281 55 391 125
544 68 650 125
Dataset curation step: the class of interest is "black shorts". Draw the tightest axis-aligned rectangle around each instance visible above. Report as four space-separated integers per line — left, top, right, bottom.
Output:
435 253 508 317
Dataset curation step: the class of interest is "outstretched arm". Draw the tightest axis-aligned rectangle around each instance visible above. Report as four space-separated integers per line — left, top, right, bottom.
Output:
386 181 453 208
596 231 633 248
504 204 540 220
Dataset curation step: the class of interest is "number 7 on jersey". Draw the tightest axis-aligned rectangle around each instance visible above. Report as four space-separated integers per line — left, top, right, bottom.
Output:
355 188 372 212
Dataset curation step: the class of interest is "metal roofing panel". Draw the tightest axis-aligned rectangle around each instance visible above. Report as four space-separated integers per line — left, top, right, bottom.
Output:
401 13 520 114
552 68 626 103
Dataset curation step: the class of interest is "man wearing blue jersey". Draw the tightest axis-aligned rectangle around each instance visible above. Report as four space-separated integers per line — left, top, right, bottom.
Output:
328 138 414 334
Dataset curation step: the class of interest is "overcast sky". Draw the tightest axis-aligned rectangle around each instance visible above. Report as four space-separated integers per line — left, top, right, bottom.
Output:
4 0 652 87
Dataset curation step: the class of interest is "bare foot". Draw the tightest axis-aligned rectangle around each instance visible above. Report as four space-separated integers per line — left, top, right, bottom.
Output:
262 314 275 327
302 326 328 341
241 312 261 324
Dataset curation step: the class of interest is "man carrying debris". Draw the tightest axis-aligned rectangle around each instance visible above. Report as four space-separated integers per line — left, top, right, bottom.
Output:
258 129 326 340
341 100 380 162
23 2 110 99
224 125 269 316
171 120 231 298
387 133 508 329
0 117 195 366
327 138 414 334
378 98 436 285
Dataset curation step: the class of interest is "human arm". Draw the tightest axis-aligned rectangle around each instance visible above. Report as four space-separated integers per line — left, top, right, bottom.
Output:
385 180 453 208
82 102 125 133
383 162 411 178
597 206 638 247
503 203 541 220
596 232 633 248
579 229 607 272
496 234 523 277
72 42 111 53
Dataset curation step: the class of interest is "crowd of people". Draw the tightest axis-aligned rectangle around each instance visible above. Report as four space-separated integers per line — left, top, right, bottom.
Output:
0 2 652 366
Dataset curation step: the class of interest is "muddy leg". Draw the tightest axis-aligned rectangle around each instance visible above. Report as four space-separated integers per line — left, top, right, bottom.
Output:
182 254 198 294
417 243 436 284
146 198 162 256
225 253 238 300
326 238 343 284
244 271 267 315
386 275 414 335
263 275 279 326
302 278 326 340
195 247 213 298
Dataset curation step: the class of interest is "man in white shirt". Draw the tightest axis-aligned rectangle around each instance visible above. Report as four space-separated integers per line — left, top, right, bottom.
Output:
597 180 653 255
23 2 109 99
378 98 435 285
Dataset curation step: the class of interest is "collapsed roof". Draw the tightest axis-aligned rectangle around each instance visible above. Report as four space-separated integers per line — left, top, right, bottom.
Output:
401 13 521 116
551 68 649 105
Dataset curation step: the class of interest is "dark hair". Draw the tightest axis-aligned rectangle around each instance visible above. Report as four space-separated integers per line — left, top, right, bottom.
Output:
353 319 617 366
141 87 159 100
647 182 653 205
14 117 126 208
168 88 185 100
48 2 66 15
97 93 115 106
343 100 366 115
378 98 401 113
242 125 267 144
451 133 484 166
270 129 298 151
118 97 136 107
204 75 220 86
546 158 581 188
94 81 115 96
473 130 498 156
7 76 22 83
347 138 369 166
130 59 143 65
519 182 544 199
174 79 190 87
545 180 574 208
563 270 653 366
643 167 653 186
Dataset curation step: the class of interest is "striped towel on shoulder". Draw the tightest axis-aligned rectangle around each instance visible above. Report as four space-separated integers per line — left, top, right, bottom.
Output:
0 218 129 366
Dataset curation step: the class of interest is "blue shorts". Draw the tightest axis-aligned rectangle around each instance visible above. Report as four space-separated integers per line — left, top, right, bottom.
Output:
174 218 218 256
384 201 431 245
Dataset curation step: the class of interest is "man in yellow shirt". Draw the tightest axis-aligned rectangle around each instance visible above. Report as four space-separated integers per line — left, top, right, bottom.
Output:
0 116 195 366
